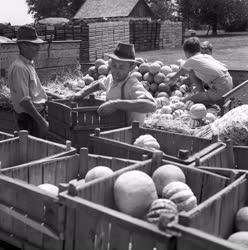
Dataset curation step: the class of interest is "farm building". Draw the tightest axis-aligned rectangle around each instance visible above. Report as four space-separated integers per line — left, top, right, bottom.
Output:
73 0 155 22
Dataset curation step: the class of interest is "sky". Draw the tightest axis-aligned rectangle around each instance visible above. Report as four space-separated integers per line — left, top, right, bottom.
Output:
0 0 34 25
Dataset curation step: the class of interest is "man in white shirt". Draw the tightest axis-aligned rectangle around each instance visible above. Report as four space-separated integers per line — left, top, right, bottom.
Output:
169 37 233 105
8 26 48 138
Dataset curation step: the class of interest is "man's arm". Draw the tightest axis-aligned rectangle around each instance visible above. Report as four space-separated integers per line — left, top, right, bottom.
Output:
97 99 156 116
73 82 101 101
20 99 48 136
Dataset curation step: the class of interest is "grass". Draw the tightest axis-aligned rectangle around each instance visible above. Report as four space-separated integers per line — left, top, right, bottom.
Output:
136 35 248 70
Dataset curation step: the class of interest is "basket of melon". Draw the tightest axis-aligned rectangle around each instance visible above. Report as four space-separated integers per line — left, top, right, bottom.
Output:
170 166 248 250
59 152 238 250
0 147 138 250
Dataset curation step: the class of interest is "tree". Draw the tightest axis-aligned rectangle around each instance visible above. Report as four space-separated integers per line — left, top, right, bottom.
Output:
177 0 248 34
146 0 179 21
26 0 84 21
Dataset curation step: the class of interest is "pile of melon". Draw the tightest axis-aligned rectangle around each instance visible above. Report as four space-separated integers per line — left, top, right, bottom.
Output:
145 100 219 133
113 164 197 228
227 206 248 248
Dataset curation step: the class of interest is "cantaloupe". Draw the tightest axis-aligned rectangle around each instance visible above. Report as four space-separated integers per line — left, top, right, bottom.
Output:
235 207 248 231
228 232 248 248
139 63 150 75
85 166 114 183
38 184 59 196
152 165 186 196
146 198 178 224
114 170 158 218
162 181 197 212
190 103 207 120
95 59 106 68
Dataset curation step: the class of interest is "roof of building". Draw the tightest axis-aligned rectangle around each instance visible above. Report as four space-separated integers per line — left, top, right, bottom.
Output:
74 0 150 19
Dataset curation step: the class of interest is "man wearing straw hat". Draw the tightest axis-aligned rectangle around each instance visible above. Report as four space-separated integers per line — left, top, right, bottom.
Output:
8 25 48 138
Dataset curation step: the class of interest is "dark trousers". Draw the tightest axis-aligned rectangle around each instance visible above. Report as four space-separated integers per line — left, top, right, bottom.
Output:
15 112 40 137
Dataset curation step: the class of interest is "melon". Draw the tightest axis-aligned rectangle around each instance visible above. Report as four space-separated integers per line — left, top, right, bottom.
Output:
173 109 184 119
95 59 106 68
139 63 150 75
152 165 186 196
134 134 160 150
228 232 248 248
160 105 172 114
114 170 158 218
158 82 170 93
156 97 170 109
171 90 183 98
131 71 143 81
143 72 154 83
205 112 217 123
235 207 248 231
38 183 59 196
149 63 161 75
146 198 178 225
190 103 207 120
88 66 98 77
185 100 195 110
149 83 158 93
154 60 164 67
170 64 180 72
169 96 180 103
157 92 169 98
161 65 173 76
162 181 197 212
154 72 166 84
85 166 114 183
98 64 109 75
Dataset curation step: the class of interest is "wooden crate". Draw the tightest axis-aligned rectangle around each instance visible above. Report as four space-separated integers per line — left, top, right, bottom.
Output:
0 148 138 250
0 108 16 134
47 96 127 150
190 139 248 170
0 130 13 141
0 130 76 169
59 152 234 250
174 168 248 250
170 224 247 250
89 121 224 164
218 70 248 115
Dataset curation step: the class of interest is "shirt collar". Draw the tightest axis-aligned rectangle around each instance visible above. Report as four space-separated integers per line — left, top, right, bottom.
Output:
19 55 34 66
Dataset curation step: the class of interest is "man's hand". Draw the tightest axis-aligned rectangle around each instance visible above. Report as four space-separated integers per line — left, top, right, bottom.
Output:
97 100 118 116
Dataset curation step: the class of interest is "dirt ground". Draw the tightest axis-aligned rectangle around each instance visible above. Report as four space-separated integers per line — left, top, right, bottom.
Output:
136 35 248 70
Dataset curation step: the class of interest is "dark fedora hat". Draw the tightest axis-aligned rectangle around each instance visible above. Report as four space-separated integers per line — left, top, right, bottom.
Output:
105 42 137 63
16 25 44 44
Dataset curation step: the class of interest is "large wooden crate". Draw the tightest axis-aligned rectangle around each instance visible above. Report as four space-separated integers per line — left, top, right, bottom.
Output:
174 167 248 250
171 224 248 250
59 152 234 250
218 70 248 115
89 121 224 164
0 130 76 169
190 139 248 170
0 148 138 250
47 96 127 150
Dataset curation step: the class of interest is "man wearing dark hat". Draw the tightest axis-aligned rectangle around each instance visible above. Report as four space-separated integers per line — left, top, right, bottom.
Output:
72 42 156 124
8 25 48 138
